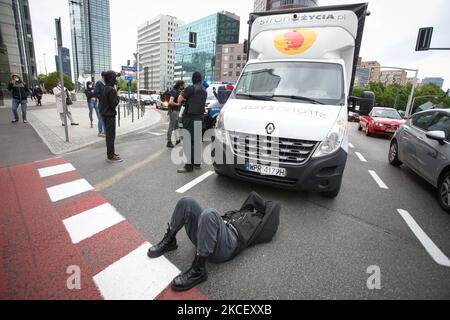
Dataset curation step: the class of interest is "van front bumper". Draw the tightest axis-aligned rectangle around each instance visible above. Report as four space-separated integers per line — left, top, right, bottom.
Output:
212 142 347 192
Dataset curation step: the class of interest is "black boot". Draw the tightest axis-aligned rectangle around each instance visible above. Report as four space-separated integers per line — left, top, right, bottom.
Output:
147 224 178 258
167 141 175 148
171 253 208 292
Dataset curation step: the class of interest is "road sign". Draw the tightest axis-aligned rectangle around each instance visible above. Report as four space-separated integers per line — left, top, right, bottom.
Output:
122 66 137 72
124 75 134 81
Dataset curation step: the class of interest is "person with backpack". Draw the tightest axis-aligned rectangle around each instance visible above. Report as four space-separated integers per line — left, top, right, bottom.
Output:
99 71 122 163
177 72 207 173
166 80 184 148
147 192 280 292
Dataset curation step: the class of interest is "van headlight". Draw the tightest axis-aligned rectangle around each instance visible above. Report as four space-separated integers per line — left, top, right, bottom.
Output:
215 111 228 145
313 107 347 158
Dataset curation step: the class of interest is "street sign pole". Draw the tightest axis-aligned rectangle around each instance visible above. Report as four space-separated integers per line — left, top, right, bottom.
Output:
55 18 69 142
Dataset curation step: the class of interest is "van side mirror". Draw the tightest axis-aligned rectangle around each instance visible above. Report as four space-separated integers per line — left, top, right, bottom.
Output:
426 130 446 144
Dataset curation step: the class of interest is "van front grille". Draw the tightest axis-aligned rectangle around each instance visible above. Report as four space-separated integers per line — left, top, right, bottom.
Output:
229 131 318 166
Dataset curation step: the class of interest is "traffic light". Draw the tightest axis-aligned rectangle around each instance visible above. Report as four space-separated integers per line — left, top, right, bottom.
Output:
416 27 433 51
189 32 197 48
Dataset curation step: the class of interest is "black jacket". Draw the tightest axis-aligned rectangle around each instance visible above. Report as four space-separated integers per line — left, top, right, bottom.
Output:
8 80 29 101
100 72 119 118
85 87 94 102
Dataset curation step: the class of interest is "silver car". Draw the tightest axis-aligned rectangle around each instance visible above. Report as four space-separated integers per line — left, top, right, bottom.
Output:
389 109 450 213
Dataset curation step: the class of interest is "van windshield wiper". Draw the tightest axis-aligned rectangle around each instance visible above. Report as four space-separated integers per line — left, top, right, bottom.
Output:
271 95 324 105
236 93 275 101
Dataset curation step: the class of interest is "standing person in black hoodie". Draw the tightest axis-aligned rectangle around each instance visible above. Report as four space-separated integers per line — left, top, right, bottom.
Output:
100 71 122 163
7 74 29 123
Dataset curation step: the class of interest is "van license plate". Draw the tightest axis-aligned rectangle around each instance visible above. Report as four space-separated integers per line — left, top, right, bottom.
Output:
246 163 287 177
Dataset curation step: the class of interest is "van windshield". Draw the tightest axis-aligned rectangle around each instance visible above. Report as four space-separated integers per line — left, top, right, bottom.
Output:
233 61 345 105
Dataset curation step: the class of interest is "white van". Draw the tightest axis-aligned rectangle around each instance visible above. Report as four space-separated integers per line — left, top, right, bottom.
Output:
213 4 371 197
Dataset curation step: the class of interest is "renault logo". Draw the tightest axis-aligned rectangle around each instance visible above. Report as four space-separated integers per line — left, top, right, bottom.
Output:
266 123 275 135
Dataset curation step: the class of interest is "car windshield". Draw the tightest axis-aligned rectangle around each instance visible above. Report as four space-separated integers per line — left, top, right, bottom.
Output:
371 109 402 119
233 61 345 105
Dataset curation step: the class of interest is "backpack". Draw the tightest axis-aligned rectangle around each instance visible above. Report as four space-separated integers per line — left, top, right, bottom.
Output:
223 192 281 257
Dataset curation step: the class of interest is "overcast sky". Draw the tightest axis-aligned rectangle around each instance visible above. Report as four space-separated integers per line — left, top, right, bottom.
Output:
29 0 450 88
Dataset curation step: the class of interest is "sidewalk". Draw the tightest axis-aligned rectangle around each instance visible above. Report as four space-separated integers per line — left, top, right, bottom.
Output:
27 100 162 155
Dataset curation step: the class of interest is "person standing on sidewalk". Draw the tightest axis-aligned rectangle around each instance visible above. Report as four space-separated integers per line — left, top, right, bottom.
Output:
166 80 184 148
177 72 207 173
53 79 79 126
85 81 106 137
7 74 29 124
34 85 43 106
100 71 122 163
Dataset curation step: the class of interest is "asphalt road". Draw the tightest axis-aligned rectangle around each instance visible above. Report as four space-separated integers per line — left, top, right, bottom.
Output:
62 111 450 300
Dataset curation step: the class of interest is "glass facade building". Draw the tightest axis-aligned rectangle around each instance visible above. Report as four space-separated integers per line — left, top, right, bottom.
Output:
355 67 370 87
174 11 240 84
55 47 72 80
422 77 444 89
69 0 111 83
1 0 37 103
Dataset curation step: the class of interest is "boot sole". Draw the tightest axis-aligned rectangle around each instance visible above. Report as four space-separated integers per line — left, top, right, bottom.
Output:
171 274 208 292
147 244 178 259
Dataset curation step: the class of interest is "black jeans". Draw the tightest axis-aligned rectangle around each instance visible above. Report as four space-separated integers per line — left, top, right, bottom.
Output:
170 197 238 263
182 114 203 170
103 116 116 158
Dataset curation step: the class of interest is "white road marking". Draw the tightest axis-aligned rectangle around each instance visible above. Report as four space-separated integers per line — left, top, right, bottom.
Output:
63 203 125 244
368 170 389 189
38 163 76 178
148 132 164 136
349 143 355 149
46 179 94 202
355 152 367 162
397 209 450 267
93 243 181 300
176 171 215 194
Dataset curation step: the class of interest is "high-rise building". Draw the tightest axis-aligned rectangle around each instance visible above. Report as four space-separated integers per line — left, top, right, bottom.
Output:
138 15 184 92
0 0 37 102
422 77 444 89
69 0 112 83
359 60 381 83
355 67 370 87
55 47 72 80
215 43 246 83
254 0 318 12
380 70 408 86
174 11 240 84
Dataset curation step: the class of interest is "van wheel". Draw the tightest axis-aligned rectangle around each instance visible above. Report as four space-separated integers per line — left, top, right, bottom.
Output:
438 171 450 214
389 140 402 167
321 180 342 198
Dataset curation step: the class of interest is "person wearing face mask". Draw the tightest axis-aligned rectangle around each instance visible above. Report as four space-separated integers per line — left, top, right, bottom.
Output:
53 79 78 126
167 80 184 148
99 71 122 163
85 81 106 137
7 74 29 124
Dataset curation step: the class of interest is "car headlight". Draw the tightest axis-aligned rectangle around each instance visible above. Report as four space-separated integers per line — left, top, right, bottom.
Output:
374 122 384 127
313 107 347 158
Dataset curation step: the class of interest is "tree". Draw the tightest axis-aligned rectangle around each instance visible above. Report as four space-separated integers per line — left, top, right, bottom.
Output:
43 72 74 92
37 74 47 85
414 84 450 108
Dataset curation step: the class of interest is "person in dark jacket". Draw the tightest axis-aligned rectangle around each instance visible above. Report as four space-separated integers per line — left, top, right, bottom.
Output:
167 80 184 148
93 71 106 116
148 197 239 292
100 71 122 163
7 74 29 123
177 72 207 173
85 81 106 137
34 86 43 106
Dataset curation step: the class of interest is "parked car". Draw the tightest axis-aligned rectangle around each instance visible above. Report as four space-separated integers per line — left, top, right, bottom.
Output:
151 94 164 109
389 109 450 213
141 94 153 106
359 107 406 137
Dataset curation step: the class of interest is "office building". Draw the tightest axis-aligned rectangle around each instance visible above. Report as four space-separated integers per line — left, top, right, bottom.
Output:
174 11 240 84
69 0 112 82
215 43 246 83
138 15 184 92
55 47 72 80
254 0 318 12
380 70 408 86
422 77 444 89
0 0 37 102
